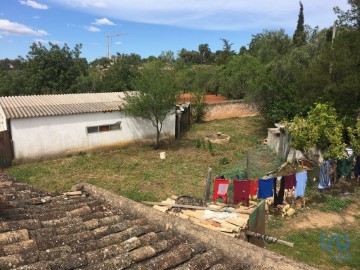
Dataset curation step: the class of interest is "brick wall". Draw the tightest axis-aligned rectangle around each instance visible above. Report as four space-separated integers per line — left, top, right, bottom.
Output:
204 100 258 121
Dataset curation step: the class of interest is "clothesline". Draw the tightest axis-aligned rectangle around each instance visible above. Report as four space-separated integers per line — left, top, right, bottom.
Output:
212 171 308 206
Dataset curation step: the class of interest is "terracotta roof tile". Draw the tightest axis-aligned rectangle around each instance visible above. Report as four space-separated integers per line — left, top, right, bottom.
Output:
0 174 232 270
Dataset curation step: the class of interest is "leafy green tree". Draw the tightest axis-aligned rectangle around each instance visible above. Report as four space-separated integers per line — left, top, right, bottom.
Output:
288 103 346 160
121 60 179 149
218 54 263 99
216 38 235 65
334 0 360 29
176 68 195 93
24 42 88 94
198 43 211 63
178 48 201 65
102 53 141 92
248 29 292 63
347 118 360 154
293 1 306 46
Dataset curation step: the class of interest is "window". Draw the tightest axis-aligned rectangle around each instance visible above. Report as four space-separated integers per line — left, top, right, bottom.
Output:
87 126 99 133
99 125 110 132
86 122 121 134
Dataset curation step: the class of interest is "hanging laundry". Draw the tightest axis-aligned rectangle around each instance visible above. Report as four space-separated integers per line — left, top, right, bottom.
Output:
258 179 274 199
249 179 259 197
212 179 229 203
336 155 354 181
284 174 296 190
318 159 331 189
295 171 307 197
233 180 250 206
274 177 285 206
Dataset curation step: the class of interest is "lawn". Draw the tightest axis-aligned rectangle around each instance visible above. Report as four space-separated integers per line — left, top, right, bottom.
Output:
7 116 282 201
6 115 360 269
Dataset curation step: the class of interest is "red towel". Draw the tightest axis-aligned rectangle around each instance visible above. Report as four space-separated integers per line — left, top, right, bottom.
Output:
233 180 250 206
284 174 296 189
249 179 258 196
212 179 229 203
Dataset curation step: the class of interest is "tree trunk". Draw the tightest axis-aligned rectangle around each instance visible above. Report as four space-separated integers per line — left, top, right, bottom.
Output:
155 127 160 150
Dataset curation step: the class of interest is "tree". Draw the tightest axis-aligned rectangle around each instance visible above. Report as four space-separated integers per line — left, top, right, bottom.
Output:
24 42 88 94
216 38 235 65
102 53 141 92
293 1 306 47
121 61 179 149
248 29 292 63
218 54 263 99
288 103 346 160
198 43 211 63
334 0 360 29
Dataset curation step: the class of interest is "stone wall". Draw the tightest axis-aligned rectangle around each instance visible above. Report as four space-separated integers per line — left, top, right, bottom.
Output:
204 100 258 121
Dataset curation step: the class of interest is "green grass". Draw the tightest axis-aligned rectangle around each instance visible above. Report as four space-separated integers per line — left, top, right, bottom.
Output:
308 194 354 212
266 228 360 270
266 217 284 229
8 116 281 202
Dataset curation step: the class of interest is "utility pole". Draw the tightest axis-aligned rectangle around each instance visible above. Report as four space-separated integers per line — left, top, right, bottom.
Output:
106 33 127 59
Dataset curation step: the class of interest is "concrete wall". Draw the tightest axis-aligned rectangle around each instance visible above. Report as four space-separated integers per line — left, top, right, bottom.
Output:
10 111 175 160
267 127 323 163
204 100 258 121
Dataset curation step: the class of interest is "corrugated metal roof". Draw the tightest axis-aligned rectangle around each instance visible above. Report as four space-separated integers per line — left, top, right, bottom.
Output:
0 92 126 119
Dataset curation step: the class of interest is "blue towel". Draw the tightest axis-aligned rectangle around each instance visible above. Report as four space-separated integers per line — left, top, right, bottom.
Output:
295 171 307 197
258 178 274 199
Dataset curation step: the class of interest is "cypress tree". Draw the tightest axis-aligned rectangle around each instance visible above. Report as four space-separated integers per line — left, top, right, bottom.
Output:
293 1 306 46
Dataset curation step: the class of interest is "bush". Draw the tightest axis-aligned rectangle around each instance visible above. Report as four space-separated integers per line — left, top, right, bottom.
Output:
191 92 208 123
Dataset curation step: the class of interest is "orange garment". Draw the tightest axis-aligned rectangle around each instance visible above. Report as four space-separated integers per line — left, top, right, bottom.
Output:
249 179 259 197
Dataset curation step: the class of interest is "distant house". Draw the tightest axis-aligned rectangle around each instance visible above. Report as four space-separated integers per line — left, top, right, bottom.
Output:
0 92 175 164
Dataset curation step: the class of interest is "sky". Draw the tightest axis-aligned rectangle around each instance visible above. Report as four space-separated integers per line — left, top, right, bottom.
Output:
0 0 350 62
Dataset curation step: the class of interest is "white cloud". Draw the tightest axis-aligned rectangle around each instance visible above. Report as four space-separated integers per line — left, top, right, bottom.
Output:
86 26 101 32
19 0 48 10
33 16 40 19
34 38 64 44
0 35 2 38
46 0 350 31
92 18 116 26
114 41 122 45
0 19 48 36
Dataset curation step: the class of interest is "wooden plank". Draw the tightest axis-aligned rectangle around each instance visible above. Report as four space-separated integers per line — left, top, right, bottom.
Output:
225 218 247 227
182 210 204 219
153 205 170 212
142 202 252 214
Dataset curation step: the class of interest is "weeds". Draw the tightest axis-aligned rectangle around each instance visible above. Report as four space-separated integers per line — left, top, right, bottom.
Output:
219 157 230 165
318 196 354 212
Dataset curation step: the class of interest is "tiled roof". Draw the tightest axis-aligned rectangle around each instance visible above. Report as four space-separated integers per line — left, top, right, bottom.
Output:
0 93 126 119
0 174 235 270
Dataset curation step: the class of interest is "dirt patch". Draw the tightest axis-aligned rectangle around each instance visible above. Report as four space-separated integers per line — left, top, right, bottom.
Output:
276 199 359 231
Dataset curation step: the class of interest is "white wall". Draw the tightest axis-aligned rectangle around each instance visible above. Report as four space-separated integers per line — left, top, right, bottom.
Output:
10 111 175 160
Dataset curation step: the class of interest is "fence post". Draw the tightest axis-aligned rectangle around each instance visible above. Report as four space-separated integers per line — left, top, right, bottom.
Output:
204 167 212 203
246 154 250 179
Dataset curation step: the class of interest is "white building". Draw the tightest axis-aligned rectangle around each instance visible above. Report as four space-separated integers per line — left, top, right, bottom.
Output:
0 92 175 163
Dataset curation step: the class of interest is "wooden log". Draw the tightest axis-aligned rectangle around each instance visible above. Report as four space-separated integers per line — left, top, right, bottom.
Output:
245 230 294 248
142 202 252 214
